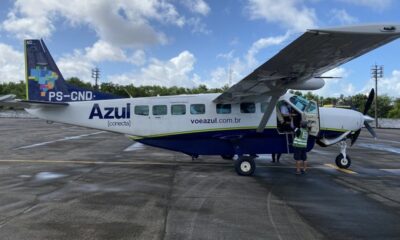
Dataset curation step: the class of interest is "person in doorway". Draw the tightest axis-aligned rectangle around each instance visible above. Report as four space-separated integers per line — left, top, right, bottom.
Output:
293 121 309 175
280 102 295 130
272 153 281 163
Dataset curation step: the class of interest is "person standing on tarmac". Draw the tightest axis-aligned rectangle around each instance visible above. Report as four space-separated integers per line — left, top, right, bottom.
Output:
293 121 309 175
272 153 281 163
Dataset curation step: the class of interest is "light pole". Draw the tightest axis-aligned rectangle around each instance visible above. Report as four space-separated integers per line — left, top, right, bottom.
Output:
92 67 100 91
370 65 383 128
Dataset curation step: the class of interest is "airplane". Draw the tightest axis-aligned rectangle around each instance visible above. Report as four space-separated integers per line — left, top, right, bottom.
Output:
1 24 400 176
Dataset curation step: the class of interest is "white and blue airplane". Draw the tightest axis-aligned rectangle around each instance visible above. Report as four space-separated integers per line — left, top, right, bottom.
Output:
2 24 400 176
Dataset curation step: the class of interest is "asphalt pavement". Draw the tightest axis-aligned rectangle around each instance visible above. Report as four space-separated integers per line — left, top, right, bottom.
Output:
0 118 399 240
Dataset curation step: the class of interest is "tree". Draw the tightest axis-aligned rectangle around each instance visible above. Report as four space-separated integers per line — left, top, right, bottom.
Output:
0 81 26 99
66 77 93 89
350 94 368 112
388 99 400 118
368 95 393 118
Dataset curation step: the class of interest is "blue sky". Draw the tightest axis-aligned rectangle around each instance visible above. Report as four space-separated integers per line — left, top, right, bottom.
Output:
0 0 400 97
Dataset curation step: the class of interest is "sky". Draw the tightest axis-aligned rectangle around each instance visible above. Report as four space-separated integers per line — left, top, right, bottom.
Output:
0 0 400 97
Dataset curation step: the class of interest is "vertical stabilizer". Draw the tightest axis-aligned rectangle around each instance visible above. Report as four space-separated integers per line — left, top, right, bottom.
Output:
25 39 120 102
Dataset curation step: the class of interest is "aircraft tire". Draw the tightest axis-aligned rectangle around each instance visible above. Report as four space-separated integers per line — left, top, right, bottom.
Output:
221 154 235 160
335 154 351 169
235 157 256 176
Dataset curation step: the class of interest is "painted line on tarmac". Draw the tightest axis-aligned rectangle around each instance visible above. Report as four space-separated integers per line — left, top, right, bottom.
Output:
14 131 106 150
380 169 400 174
324 163 358 175
358 136 400 145
0 159 232 166
0 159 366 175
0 159 330 169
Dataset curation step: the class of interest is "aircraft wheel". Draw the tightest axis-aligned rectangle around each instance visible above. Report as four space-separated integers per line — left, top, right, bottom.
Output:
221 154 234 160
335 154 351 169
234 157 256 176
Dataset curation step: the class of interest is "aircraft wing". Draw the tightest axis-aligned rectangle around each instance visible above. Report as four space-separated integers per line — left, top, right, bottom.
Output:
213 24 400 132
214 24 400 104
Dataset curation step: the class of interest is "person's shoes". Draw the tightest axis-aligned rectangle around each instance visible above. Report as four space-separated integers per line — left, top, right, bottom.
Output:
296 171 301 175
301 169 307 174
271 160 275 163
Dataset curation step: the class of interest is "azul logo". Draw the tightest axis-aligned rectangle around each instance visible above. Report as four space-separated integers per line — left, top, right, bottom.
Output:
29 66 58 97
89 103 131 119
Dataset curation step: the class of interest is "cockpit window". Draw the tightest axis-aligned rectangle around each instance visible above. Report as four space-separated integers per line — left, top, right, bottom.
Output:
289 96 309 111
305 101 317 114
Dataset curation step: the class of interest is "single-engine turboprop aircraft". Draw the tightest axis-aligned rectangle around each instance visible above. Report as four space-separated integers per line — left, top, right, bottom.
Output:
2 24 400 176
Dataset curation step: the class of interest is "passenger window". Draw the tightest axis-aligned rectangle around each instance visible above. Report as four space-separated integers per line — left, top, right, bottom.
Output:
260 102 268 113
135 105 149 116
171 104 186 115
240 102 255 113
190 104 205 114
153 105 167 115
216 104 231 114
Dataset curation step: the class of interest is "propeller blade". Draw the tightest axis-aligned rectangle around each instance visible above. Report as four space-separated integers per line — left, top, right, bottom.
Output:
364 88 375 115
351 129 361 146
364 121 377 139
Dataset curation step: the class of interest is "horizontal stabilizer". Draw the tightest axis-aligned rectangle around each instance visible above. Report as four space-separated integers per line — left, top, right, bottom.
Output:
0 98 69 108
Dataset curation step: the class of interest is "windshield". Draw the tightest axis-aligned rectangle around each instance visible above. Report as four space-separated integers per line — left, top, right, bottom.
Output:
289 96 309 111
305 101 318 114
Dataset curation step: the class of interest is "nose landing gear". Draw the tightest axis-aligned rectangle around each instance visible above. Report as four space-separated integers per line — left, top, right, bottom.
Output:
335 140 351 169
234 155 256 176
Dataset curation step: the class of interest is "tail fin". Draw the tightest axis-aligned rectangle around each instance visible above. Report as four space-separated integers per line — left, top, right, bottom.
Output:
25 39 120 102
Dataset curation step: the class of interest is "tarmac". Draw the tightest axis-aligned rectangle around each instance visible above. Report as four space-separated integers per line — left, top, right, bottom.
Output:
0 118 400 240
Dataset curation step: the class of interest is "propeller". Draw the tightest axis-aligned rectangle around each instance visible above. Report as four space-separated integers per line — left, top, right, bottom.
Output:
351 88 377 146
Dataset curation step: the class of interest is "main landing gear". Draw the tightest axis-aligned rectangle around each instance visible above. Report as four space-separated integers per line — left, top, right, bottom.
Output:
335 140 351 169
234 155 256 176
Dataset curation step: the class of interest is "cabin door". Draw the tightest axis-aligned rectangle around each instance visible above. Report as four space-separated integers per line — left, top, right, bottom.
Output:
303 100 320 136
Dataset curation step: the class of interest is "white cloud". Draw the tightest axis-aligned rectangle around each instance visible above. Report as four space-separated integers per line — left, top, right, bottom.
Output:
360 70 400 97
130 50 147 66
187 17 211 34
246 32 290 67
330 9 358 25
217 50 235 61
313 67 356 97
0 43 24 83
182 0 211 15
57 50 95 83
85 40 128 62
2 0 185 47
107 51 201 87
57 40 148 82
209 33 290 88
246 0 317 32
338 0 392 11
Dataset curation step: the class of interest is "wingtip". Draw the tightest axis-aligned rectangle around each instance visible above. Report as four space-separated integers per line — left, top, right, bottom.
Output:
309 24 400 35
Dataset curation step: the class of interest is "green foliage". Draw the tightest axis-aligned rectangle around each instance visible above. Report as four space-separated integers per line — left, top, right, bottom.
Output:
388 99 400 118
368 95 393 118
66 77 93 90
0 81 26 99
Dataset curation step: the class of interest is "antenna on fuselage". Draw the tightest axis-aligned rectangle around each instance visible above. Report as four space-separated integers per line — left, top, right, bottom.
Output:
124 88 133 98
228 65 233 86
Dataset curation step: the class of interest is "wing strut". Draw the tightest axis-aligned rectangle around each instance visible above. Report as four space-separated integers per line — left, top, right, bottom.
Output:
256 95 280 133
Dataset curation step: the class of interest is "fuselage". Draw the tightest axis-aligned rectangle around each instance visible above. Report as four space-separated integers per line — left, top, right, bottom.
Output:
26 92 364 155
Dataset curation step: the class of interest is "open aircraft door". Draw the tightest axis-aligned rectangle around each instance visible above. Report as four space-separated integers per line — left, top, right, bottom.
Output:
303 100 320 136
